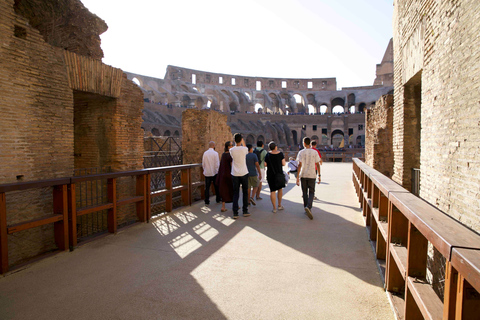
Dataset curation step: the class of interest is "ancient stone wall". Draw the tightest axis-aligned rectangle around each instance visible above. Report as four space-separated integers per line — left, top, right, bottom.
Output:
393 0 480 232
0 0 144 266
365 94 394 177
182 110 232 167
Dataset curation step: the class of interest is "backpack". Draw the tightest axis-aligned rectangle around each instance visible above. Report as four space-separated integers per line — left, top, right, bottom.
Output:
253 148 266 165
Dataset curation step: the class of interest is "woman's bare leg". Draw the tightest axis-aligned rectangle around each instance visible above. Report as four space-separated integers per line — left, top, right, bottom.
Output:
270 191 276 210
277 188 283 207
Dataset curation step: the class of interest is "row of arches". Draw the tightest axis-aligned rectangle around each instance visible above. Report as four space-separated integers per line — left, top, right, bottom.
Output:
151 128 180 137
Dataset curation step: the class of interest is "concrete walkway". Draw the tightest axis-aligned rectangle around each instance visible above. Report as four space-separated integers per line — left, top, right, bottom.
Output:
0 163 394 320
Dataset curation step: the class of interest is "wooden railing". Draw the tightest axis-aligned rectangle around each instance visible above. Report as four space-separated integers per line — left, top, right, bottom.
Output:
0 164 204 274
352 158 480 319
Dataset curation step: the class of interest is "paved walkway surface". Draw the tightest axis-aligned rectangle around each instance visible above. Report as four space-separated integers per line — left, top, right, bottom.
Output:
0 163 394 320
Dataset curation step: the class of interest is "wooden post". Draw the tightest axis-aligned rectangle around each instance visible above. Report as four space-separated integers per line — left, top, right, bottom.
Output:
455 275 480 319
188 168 192 206
53 185 69 251
181 169 190 206
166 171 172 212
406 222 428 278
146 173 151 221
0 192 8 274
107 178 117 233
443 261 458 319
136 174 147 222
68 184 77 249
376 228 386 260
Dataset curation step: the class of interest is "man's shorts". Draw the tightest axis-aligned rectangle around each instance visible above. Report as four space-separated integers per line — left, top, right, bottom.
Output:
248 175 260 188
260 168 267 183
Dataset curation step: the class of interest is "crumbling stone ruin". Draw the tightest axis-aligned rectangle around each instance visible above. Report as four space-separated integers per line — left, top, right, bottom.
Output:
126 42 393 150
0 0 144 265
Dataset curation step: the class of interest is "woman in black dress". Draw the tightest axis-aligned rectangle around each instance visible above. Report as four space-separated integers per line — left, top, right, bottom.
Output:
264 141 286 213
216 141 234 212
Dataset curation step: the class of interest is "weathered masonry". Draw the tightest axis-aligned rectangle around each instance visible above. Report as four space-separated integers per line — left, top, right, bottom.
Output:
128 42 393 150
0 0 144 266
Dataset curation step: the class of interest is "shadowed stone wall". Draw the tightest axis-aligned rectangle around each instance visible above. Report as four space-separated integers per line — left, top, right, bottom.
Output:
393 0 480 232
0 0 144 266
365 94 394 178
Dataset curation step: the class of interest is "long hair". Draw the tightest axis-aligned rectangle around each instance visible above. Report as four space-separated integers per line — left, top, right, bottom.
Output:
224 141 231 152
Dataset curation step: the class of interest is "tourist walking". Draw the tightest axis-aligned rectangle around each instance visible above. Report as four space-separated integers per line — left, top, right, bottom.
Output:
216 141 234 212
264 141 286 213
202 141 220 205
230 133 250 219
254 141 268 200
246 144 262 206
296 137 321 220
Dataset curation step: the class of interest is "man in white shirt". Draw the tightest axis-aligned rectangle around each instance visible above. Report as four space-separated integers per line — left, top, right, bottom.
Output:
296 137 321 220
202 141 220 205
230 133 250 219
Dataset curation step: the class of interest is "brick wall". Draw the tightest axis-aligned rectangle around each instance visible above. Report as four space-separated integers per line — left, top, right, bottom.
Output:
393 0 480 232
0 0 144 266
182 109 232 166
365 94 394 177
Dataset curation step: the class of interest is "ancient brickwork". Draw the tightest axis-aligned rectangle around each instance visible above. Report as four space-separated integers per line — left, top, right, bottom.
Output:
0 0 144 266
365 94 394 178
182 110 232 166
393 0 480 232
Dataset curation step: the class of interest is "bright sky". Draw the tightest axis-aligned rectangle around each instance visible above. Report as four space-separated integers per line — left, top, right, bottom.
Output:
80 0 393 89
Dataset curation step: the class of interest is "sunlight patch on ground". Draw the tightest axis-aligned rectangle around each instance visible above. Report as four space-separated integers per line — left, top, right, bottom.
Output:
193 222 219 242
174 210 198 224
168 232 202 258
212 213 236 226
151 215 181 236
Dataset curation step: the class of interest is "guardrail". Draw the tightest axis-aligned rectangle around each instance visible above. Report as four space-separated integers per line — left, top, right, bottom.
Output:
352 158 480 319
0 164 204 274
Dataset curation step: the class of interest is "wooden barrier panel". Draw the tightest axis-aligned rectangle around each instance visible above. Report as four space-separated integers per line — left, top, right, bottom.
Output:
0 164 203 274
352 158 480 320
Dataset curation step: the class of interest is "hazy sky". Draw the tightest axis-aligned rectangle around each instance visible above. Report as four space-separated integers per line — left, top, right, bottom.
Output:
80 0 393 89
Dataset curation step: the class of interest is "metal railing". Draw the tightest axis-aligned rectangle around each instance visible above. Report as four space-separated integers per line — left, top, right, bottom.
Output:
352 158 480 319
0 164 204 274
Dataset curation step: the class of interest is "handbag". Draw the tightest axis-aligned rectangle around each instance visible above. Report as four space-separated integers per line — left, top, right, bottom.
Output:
283 171 290 184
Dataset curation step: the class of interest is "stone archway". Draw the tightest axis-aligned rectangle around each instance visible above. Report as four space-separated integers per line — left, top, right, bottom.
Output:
331 129 344 147
246 134 255 145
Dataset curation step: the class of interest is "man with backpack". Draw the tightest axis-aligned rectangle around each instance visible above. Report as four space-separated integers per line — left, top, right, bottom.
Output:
253 141 268 200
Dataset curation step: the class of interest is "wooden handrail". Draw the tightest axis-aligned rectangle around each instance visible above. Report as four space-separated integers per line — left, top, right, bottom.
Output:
0 163 204 274
352 158 480 319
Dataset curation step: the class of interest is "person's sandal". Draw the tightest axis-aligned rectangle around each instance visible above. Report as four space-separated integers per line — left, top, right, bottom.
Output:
272 208 277 213
278 205 284 210
221 208 227 212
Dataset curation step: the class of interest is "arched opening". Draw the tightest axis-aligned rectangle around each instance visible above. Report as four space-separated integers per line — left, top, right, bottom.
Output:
269 93 280 113
311 135 319 142
356 135 365 147
255 103 263 113
332 105 344 114
331 129 344 148
308 104 315 114
294 94 304 106
132 77 141 86
182 95 191 107
322 134 328 145
207 99 212 109
151 128 160 136
173 130 180 137
347 93 355 106
229 102 238 112
349 105 355 113
319 104 328 114
292 130 298 146
257 135 265 144
246 134 255 145
164 130 171 136
358 103 366 113
245 92 251 101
